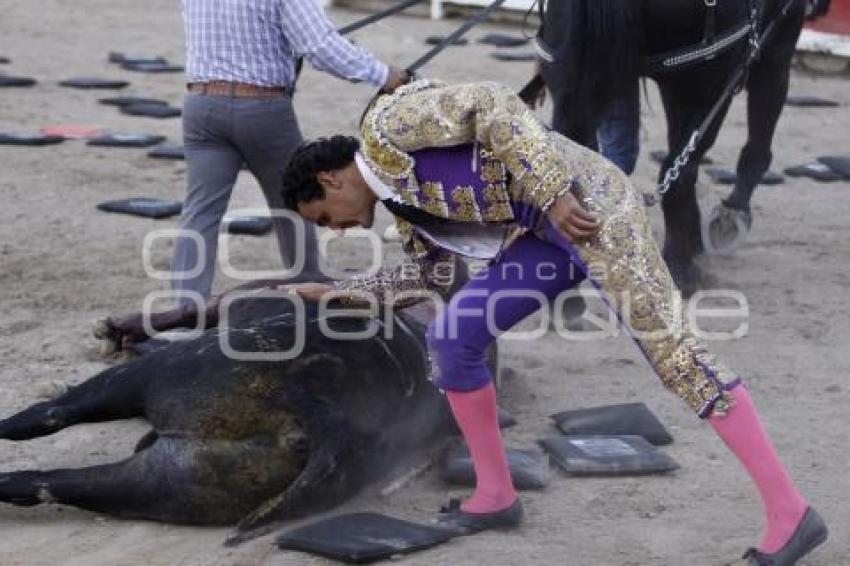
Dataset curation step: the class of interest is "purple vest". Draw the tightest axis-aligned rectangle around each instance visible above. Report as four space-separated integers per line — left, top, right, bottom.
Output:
401 143 516 224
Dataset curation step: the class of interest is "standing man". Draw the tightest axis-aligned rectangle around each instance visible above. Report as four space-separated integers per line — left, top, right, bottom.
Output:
172 0 409 306
278 80 827 565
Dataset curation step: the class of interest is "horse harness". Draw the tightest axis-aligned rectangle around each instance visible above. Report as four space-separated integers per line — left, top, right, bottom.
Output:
644 0 800 205
644 0 767 75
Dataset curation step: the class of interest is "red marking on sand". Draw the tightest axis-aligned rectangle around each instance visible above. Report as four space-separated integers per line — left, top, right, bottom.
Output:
39 125 105 139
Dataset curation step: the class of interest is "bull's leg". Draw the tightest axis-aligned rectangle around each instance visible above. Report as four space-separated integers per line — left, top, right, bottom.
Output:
92 276 326 352
0 364 147 440
227 434 359 545
0 436 302 525
93 299 221 352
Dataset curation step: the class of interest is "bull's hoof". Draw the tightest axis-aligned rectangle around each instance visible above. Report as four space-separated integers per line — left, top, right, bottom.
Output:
0 473 43 506
703 203 752 256
92 318 123 356
92 318 113 340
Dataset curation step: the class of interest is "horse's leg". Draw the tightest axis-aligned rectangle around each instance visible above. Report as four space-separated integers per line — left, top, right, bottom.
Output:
658 82 731 295
0 363 148 440
725 2 805 212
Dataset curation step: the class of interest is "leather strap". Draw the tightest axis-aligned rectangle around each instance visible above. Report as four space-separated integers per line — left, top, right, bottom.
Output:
186 81 288 98
703 0 717 45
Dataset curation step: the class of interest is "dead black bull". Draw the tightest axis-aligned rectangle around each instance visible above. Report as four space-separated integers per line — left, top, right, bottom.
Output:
0 279 468 545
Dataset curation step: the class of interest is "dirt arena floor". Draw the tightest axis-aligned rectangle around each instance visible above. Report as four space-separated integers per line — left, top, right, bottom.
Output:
1 1 848 565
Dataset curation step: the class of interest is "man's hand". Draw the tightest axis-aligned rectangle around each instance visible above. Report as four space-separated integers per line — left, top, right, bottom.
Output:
278 282 336 303
381 66 410 94
547 192 600 242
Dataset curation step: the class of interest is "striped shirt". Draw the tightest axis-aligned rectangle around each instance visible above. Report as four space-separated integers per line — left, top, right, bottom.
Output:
181 0 388 88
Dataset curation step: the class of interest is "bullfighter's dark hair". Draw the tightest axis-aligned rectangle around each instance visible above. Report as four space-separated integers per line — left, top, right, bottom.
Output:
281 135 360 210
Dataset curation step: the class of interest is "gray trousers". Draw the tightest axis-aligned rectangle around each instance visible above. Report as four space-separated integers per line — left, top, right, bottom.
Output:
171 93 319 301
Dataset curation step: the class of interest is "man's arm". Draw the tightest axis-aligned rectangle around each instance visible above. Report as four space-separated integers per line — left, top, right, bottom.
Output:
285 220 457 307
331 222 457 306
280 0 394 88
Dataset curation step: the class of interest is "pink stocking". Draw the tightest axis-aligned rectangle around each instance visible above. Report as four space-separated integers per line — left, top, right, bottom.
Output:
445 383 518 513
709 384 808 553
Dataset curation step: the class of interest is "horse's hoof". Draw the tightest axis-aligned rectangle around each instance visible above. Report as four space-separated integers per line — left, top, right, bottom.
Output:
703 203 752 255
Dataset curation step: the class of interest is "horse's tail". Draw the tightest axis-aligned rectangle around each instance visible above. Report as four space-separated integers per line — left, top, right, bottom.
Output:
578 0 644 114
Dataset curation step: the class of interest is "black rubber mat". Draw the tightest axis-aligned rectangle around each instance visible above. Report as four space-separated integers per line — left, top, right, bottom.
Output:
783 162 843 182
550 402 673 446
99 96 169 107
785 95 840 107
490 51 536 62
817 155 850 179
276 513 454 564
0 75 36 87
705 167 784 185
87 133 167 148
59 77 129 89
539 434 680 476
224 216 274 236
121 62 184 73
147 143 184 160
440 445 550 489
96 197 182 219
108 52 166 65
0 132 64 146
120 103 181 118
478 33 529 47
425 35 468 46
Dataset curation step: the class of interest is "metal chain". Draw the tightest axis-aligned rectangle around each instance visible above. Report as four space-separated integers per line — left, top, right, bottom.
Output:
642 131 698 206
644 0 774 207
748 0 761 57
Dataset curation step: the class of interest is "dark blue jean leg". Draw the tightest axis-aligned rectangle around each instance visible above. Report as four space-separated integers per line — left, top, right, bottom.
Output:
596 82 640 175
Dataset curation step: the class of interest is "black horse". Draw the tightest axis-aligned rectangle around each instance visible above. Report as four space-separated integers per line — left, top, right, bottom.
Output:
530 0 808 295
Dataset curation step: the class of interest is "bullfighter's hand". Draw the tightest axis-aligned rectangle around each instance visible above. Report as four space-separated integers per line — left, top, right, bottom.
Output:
547 191 600 242
280 282 337 303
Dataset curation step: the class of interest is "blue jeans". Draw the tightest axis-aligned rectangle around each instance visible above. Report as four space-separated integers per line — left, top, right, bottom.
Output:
596 83 640 175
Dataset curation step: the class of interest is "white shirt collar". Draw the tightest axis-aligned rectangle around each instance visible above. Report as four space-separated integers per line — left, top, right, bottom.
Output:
354 151 398 201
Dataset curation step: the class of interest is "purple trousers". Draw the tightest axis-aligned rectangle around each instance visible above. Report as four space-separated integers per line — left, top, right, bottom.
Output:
428 224 586 391
427 219 739 417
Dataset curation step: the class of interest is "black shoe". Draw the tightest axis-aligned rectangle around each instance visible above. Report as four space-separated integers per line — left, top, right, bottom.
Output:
742 507 828 565
433 498 523 535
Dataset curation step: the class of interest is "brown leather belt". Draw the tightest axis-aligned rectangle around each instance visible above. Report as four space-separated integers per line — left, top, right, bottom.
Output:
186 81 289 98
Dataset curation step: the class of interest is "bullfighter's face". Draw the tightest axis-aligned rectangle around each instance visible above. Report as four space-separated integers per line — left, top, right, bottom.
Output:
299 163 378 231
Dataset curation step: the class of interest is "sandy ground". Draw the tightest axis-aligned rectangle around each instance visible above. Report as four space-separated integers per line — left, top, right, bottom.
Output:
1 1 849 565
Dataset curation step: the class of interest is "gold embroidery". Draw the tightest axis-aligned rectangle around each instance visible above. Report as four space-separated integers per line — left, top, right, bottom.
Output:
450 185 482 222
419 181 450 216
358 80 736 417
481 184 513 222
